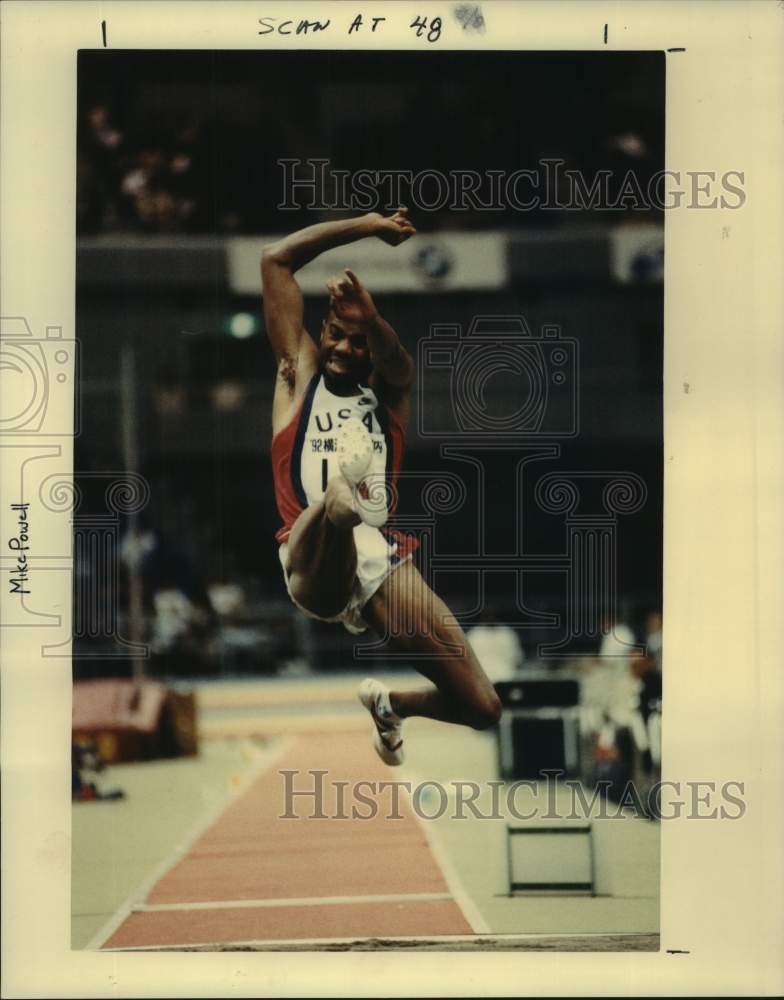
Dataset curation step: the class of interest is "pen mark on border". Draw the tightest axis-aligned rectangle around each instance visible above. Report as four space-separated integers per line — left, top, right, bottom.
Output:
101 20 107 47
453 4 486 33
603 23 608 44
666 949 690 955
667 47 686 52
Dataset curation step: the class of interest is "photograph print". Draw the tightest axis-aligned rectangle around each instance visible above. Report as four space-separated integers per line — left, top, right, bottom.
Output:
70 45 666 952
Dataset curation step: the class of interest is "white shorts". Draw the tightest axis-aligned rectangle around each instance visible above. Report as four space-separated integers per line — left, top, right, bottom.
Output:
279 522 411 634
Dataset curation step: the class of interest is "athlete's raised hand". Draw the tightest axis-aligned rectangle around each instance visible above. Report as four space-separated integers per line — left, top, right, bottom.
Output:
372 207 417 246
326 269 379 326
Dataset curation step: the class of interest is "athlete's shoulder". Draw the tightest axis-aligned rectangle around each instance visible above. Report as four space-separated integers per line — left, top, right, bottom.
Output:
272 370 320 440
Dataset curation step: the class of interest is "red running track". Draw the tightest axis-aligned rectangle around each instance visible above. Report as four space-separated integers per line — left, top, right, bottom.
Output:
101 731 476 948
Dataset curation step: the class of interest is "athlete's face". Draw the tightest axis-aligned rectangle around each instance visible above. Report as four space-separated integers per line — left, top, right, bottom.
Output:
319 313 373 393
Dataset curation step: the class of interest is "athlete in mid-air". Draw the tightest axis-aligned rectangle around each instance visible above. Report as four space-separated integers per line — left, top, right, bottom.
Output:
262 209 502 765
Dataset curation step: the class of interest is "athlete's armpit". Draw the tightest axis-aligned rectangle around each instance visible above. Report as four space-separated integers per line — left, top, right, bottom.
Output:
277 354 298 392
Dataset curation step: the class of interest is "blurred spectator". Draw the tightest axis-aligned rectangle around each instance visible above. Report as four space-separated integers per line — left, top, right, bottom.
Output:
589 648 661 809
76 52 663 236
72 739 125 802
150 589 212 655
166 124 205 227
591 714 634 804
581 613 639 738
208 581 246 619
86 104 123 152
645 610 663 672
77 104 126 231
467 610 524 684
210 380 247 412
598 613 636 673
153 370 187 416
207 579 276 672
631 647 662 771
630 649 661 721
120 521 218 659
121 149 178 232
608 131 649 159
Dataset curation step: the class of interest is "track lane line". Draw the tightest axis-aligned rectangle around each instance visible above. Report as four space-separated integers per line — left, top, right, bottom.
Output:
133 892 453 912
85 737 295 951
404 770 491 935
97 731 478 947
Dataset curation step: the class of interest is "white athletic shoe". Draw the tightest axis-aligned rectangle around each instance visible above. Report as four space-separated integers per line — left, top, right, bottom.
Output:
358 678 405 766
337 418 388 528
337 417 372 483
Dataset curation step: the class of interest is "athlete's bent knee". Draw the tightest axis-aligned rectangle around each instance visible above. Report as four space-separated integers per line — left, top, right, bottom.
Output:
465 690 503 730
288 573 345 620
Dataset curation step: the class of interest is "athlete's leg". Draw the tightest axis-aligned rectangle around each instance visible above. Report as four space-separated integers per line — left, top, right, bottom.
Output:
285 477 360 619
362 560 502 730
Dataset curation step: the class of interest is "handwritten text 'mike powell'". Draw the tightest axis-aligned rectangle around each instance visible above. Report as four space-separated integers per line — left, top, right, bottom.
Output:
8 503 31 595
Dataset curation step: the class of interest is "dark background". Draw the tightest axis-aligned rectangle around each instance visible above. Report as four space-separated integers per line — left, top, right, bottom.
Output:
77 50 664 234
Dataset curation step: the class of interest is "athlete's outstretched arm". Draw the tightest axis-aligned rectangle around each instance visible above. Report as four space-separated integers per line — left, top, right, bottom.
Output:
261 209 415 363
